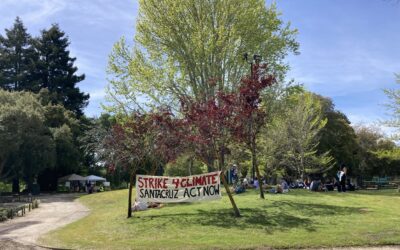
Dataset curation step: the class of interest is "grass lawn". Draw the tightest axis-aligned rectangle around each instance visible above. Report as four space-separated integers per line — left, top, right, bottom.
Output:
39 189 400 249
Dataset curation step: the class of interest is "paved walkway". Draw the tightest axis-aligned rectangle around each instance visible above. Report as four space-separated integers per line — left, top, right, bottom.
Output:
0 193 89 249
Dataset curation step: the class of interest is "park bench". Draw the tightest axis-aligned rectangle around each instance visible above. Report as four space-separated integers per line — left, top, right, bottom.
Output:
363 177 399 190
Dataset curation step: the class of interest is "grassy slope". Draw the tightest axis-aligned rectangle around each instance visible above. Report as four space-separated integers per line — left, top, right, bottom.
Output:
40 189 400 250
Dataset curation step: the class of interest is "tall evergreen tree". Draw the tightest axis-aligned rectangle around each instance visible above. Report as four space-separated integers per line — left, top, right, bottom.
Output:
34 24 89 116
0 17 38 91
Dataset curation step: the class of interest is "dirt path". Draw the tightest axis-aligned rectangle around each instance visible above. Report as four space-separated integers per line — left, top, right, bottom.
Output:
0 193 89 249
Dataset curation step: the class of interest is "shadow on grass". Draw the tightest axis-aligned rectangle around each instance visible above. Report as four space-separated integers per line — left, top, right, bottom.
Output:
353 190 400 197
270 201 365 216
282 189 400 197
132 201 364 233
133 208 313 233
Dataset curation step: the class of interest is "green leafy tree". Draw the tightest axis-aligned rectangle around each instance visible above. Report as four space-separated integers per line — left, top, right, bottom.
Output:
354 125 399 177
106 0 298 113
36 89 84 190
260 92 334 179
0 90 55 192
315 95 360 176
164 154 205 176
383 74 400 134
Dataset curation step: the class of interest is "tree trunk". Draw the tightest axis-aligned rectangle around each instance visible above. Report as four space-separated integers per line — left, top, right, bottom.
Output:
252 138 265 199
219 150 241 217
127 171 135 218
12 177 19 194
0 160 5 177
221 173 241 217
188 157 193 176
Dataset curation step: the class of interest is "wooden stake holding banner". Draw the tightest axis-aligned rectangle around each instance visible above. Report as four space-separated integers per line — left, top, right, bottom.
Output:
127 171 135 218
220 173 241 217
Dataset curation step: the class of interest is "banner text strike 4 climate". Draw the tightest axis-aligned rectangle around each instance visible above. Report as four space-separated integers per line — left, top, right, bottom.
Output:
136 171 222 203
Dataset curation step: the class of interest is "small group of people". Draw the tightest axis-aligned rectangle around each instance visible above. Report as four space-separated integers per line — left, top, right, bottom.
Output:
230 163 356 195
85 181 104 194
269 179 289 194
232 176 290 194
303 165 355 192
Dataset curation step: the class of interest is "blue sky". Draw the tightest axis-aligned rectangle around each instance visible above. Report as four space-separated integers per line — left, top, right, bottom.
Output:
1 0 399 133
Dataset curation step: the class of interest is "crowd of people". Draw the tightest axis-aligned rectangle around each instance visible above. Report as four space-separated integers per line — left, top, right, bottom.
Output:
231 164 356 194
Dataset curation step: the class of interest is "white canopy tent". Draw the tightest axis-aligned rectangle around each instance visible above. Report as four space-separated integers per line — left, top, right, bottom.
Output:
58 174 86 183
85 175 106 182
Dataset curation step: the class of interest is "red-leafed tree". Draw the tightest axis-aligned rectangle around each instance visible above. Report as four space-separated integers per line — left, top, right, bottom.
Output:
104 113 156 218
106 110 185 218
104 63 274 218
180 93 241 217
231 63 275 199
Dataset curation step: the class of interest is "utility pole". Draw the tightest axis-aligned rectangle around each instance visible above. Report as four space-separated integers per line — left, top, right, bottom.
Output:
243 53 262 182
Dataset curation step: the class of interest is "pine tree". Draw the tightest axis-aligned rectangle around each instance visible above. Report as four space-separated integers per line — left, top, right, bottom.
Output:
34 24 89 116
0 17 38 91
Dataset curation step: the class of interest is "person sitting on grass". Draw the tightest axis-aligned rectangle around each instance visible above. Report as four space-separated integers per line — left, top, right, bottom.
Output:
132 199 163 212
281 179 289 193
243 177 249 188
234 180 246 194
253 177 259 189
276 184 283 193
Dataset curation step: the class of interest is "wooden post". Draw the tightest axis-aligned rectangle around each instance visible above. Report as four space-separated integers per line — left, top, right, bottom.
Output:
221 173 241 217
127 171 135 218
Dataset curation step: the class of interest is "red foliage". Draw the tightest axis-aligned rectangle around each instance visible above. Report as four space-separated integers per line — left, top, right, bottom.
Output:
177 64 275 168
104 64 275 172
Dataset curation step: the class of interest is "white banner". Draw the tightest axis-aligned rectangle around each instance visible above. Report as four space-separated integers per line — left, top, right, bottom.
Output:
136 171 222 203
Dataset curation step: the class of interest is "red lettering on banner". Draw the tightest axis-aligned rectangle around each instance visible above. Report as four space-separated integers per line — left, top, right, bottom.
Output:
211 173 218 184
143 178 149 188
192 176 200 186
181 178 187 188
206 174 212 184
138 177 144 188
172 178 180 188
188 178 192 187
162 178 168 189
149 178 154 188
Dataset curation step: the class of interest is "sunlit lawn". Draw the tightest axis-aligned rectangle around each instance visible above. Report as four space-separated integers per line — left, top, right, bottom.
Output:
39 188 400 249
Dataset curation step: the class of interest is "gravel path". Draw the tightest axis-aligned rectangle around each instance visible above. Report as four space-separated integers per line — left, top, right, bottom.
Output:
0 193 89 249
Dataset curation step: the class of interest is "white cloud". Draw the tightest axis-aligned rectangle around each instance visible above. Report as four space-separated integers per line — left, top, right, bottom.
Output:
89 88 106 101
0 0 66 27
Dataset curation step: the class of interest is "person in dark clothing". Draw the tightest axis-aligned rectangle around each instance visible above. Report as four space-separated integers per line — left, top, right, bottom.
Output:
340 166 347 193
335 169 341 192
325 178 335 191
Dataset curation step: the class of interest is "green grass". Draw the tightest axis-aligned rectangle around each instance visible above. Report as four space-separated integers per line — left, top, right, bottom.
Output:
40 189 400 249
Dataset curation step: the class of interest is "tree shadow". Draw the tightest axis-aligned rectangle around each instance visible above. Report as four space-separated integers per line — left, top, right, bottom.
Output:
352 190 400 197
133 207 314 233
270 201 365 217
131 200 365 234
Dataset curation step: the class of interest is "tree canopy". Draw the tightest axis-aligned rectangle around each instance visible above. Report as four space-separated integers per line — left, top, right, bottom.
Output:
0 18 89 116
106 0 298 113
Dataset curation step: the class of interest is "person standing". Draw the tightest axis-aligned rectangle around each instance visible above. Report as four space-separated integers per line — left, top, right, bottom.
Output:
336 169 342 192
339 165 347 193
